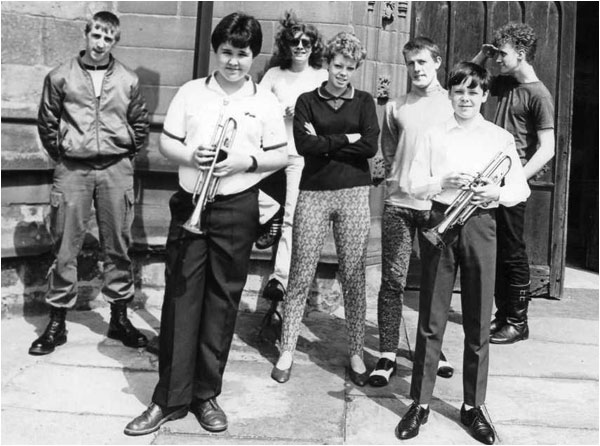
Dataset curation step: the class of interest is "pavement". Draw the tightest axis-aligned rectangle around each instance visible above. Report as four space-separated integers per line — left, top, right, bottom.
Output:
1 266 598 445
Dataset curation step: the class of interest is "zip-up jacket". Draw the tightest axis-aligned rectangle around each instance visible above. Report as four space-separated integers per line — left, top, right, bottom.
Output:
37 52 149 169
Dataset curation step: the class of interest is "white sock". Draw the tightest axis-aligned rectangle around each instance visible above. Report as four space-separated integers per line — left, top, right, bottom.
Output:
381 352 396 362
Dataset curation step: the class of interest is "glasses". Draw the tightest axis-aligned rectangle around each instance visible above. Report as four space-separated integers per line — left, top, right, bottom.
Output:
289 37 312 49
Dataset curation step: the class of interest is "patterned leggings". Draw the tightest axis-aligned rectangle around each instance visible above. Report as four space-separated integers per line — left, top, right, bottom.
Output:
378 205 430 352
281 186 371 358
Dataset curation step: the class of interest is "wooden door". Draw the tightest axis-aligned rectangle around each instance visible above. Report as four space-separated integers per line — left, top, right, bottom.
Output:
412 1 577 298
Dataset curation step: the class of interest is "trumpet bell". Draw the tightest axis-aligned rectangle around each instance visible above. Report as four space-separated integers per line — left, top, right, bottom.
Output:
181 219 205 235
422 228 446 249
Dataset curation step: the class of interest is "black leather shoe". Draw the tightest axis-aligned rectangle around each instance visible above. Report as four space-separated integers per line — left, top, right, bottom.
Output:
437 351 454 379
460 404 495 444
146 335 159 355
124 403 187 436
368 358 396 387
29 307 68 356
262 278 286 302
349 367 369 387
192 398 228 432
395 402 429 440
255 207 283 250
107 301 148 348
271 363 292 383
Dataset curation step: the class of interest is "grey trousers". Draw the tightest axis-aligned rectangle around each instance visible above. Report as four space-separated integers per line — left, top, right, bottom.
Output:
45 157 135 307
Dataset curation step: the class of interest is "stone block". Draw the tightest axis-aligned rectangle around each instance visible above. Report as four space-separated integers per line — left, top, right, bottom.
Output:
119 15 196 50
318 23 355 42
1 13 44 65
1 2 112 20
377 29 404 64
112 47 194 87
180 2 198 17
41 17 86 67
1 122 44 156
117 1 177 15
137 85 178 120
1 64 50 112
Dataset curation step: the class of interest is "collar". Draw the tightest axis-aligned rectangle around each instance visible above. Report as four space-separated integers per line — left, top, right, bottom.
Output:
206 72 257 97
317 81 354 101
445 113 486 131
78 51 113 71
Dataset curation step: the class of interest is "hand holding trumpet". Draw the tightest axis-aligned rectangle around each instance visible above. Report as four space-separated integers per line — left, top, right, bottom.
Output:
441 172 500 206
469 176 501 206
192 145 252 177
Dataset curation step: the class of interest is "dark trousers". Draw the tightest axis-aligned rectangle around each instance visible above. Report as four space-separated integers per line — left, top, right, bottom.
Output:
46 158 135 307
495 202 530 304
152 187 259 408
410 203 496 407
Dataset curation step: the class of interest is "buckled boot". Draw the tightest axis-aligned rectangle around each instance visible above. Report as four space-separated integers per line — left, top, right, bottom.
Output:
490 284 530 345
489 300 508 335
29 307 68 355
107 301 148 348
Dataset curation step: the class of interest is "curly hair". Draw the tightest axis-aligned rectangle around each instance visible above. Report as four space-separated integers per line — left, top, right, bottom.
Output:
272 11 324 70
493 22 537 62
324 32 367 67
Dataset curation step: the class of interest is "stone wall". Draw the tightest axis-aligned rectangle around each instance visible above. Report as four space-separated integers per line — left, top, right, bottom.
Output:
1 1 412 317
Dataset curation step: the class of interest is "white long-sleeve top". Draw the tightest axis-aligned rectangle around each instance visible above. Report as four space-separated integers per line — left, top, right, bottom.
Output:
381 83 454 210
260 66 328 156
409 114 530 208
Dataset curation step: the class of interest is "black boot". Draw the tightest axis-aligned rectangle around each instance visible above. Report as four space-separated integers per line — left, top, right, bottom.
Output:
107 301 148 348
490 275 509 335
489 301 508 335
490 284 530 345
29 307 68 355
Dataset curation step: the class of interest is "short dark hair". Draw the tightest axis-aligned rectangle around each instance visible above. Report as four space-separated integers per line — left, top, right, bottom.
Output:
324 32 366 67
402 36 441 61
211 12 263 57
493 22 537 62
447 61 490 92
273 10 324 70
85 11 121 42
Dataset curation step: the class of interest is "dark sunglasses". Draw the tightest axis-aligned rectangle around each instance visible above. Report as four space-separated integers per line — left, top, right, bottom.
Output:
289 37 312 48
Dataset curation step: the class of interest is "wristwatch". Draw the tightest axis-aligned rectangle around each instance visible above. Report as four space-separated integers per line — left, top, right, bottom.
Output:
246 155 258 173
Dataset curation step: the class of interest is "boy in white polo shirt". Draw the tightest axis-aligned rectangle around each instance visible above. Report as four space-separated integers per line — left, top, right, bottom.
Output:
395 62 529 445
125 12 287 436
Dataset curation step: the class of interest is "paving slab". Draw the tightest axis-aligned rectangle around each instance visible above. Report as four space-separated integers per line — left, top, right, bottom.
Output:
486 375 598 429
166 360 346 443
345 395 481 445
2 363 157 415
154 433 310 444
1 407 153 445
492 424 599 445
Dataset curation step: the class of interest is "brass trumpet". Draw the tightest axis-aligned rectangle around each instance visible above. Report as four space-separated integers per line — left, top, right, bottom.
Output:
182 116 237 234
422 151 512 249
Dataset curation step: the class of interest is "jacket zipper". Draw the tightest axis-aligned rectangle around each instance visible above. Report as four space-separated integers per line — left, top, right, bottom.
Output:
83 68 104 156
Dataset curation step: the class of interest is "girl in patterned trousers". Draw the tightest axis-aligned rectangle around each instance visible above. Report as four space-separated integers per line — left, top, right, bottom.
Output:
270 32 380 386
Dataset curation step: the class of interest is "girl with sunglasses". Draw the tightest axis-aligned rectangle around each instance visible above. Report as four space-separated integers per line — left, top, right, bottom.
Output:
258 11 327 307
